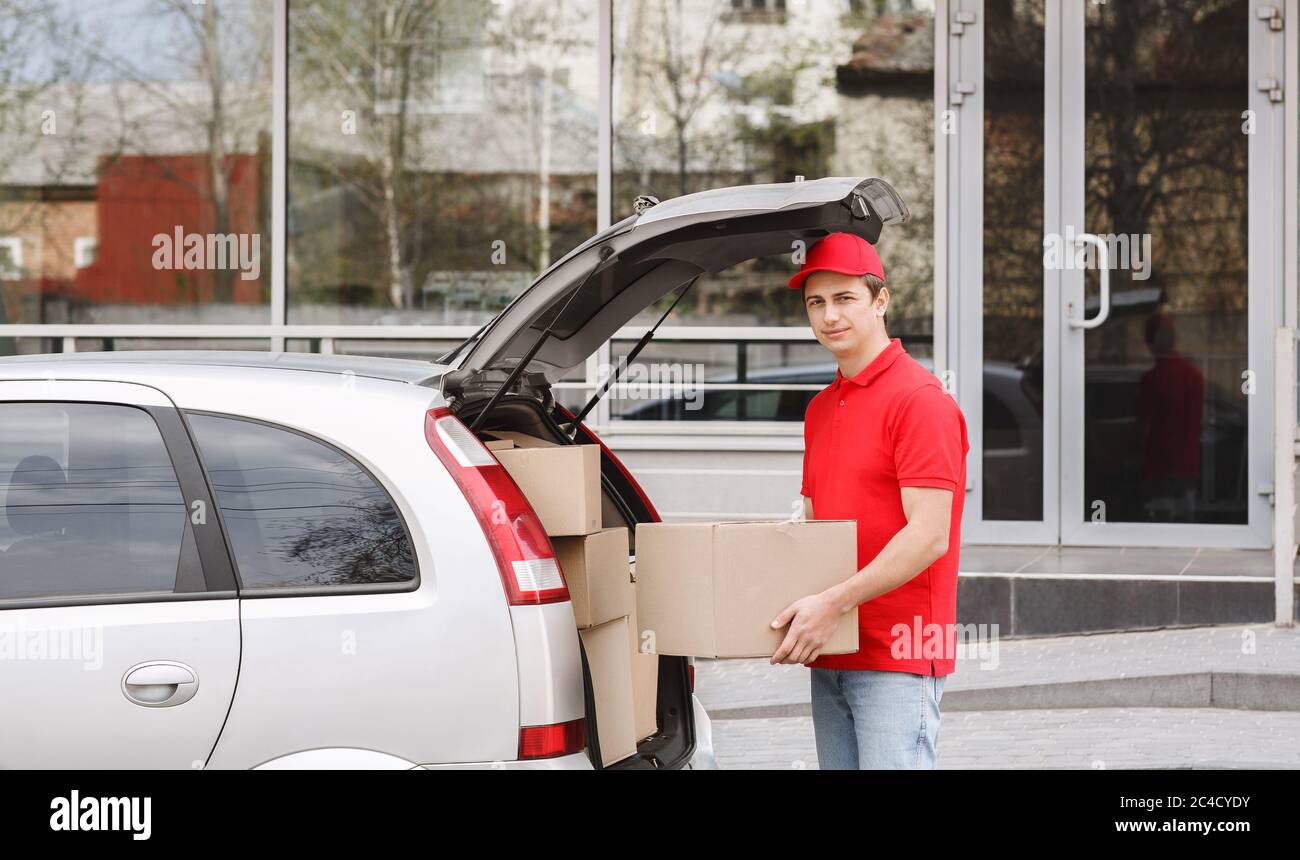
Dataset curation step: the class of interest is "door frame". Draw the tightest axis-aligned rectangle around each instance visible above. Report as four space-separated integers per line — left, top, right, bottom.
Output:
953 0 1285 548
951 0 1061 545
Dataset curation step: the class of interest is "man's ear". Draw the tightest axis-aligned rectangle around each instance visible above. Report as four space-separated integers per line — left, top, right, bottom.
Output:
876 285 890 316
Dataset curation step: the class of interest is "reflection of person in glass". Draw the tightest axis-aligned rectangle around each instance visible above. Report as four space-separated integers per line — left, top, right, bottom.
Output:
1136 314 1204 521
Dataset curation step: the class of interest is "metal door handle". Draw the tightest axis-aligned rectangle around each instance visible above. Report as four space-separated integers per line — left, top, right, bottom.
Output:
1068 232 1111 329
122 661 199 707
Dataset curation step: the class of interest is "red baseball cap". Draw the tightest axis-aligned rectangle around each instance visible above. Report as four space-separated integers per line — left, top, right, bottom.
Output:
787 232 885 290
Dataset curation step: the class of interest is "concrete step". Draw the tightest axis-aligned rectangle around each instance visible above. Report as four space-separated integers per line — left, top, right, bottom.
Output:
958 571 1299 637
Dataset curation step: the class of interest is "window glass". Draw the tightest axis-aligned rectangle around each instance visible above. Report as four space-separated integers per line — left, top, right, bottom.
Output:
0 403 187 601
188 414 417 589
613 0 934 334
0 0 273 325
287 0 597 325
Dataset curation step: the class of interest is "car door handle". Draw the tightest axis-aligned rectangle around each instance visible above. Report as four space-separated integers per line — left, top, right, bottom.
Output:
122 661 199 707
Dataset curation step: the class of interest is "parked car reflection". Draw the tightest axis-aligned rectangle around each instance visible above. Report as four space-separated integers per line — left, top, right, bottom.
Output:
613 339 1247 525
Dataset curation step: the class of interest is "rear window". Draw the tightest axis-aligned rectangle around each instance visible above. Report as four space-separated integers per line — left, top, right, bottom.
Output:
187 414 417 591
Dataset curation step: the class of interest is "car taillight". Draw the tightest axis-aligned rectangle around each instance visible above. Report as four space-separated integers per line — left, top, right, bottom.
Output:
425 407 569 606
518 718 586 760
688 661 695 693
554 403 661 523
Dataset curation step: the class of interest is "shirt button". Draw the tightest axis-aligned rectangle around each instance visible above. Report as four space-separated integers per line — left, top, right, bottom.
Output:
839 399 845 406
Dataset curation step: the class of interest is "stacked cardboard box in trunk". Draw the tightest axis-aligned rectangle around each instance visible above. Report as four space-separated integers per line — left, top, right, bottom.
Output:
488 430 640 766
487 430 601 536
482 430 858 766
552 526 642 765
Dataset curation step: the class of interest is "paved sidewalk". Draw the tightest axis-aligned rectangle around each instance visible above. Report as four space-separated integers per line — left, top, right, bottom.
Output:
710 708 1300 770
696 624 1300 769
695 624 1300 714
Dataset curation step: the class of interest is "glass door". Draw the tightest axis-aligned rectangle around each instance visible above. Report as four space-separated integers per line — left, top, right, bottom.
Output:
957 0 1283 547
1058 0 1279 547
957 0 1058 544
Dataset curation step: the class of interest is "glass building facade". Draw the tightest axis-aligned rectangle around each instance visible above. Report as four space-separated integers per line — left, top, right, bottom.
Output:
0 0 934 424
2 0 1295 549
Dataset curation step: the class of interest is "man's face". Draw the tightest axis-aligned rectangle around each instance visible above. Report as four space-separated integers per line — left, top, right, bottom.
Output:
802 270 888 358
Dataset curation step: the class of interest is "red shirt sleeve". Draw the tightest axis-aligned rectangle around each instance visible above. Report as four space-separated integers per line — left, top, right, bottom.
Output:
892 383 967 492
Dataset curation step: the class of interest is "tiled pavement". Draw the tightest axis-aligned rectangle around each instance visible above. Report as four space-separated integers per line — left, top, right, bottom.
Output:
709 708 1300 770
695 624 1300 769
696 624 1300 713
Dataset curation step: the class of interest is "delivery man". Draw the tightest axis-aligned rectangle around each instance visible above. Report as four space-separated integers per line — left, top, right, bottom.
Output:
769 232 969 769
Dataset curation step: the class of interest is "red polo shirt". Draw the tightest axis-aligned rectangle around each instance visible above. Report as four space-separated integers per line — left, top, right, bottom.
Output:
801 338 969 676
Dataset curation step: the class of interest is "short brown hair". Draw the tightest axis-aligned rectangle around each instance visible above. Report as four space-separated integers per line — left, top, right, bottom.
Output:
802 273 888 325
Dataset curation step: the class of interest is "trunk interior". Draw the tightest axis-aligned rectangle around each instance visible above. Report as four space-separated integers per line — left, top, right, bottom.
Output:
453 390 696 770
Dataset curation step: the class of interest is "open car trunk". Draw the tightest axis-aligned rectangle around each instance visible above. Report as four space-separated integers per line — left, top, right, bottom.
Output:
439 176 912 768
440 176 909 404
453 390 696 770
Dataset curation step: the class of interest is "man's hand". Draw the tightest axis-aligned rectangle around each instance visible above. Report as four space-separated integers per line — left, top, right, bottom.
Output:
770 591 842 665
768 487 952 667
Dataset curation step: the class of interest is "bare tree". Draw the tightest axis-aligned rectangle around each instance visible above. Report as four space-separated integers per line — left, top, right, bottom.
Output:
0 0 101 334
291 0 456 309
617 0 753 199
74 0 273 304
484 0 594 271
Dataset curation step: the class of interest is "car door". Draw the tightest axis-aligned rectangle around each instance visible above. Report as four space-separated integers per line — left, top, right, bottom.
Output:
0 380 239 768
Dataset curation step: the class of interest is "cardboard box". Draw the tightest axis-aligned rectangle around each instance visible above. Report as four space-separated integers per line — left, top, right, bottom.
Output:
627 579 659 741
633 520 860 659
579 616 638 767
485 430 556 449
484 438 515 451
552 527 631 628
488 434 601 536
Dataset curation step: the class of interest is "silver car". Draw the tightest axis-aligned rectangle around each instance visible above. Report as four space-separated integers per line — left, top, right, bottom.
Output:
0 176 907 769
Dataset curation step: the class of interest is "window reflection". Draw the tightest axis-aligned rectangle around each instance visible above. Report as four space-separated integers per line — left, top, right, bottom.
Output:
188 413 417 589
981 0 1046 522
608 335 934 422
1082 0 1249 525
0 0 273 325
0 403 187 600
614 1 933 333
287 0 598 325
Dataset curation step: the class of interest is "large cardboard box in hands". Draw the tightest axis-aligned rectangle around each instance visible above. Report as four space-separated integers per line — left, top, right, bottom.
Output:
633 520 859 659
485 431 601 536
578 616 638 766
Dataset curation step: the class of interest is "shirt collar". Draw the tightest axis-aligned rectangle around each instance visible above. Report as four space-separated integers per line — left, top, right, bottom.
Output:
833 338 906 390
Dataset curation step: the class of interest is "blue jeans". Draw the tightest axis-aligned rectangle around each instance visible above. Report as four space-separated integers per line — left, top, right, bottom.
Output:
810 668 945 769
